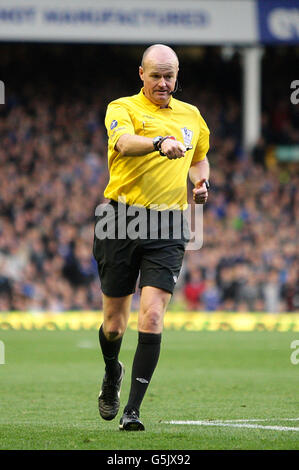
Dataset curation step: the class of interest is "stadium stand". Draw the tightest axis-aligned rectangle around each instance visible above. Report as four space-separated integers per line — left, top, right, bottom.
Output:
0 44 298 313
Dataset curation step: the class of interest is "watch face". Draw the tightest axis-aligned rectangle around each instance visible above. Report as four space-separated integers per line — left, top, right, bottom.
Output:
153 136 163 150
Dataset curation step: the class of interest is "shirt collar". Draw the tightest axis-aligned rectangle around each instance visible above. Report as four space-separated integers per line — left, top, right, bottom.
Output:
138 88 174 110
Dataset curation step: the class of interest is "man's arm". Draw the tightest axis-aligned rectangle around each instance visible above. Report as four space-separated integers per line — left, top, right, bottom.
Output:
189 157 210 204
116 133 186 158
116 134 155 156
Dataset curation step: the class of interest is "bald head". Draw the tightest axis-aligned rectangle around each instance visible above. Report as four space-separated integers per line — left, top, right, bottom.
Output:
139 44 179 107
141 44 179 71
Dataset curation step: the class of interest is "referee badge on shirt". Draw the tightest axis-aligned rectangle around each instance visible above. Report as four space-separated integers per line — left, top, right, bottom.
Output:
181 127 193 147
110 120 118 130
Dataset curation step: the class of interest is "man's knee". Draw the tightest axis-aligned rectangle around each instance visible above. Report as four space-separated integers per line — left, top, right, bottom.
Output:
103 326 123 341
140 305 164 332
102 294 132 340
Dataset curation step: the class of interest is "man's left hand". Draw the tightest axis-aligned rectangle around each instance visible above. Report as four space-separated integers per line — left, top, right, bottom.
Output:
193 178 209 204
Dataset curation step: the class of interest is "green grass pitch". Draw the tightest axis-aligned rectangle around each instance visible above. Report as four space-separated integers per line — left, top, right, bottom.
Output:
0 328 298 450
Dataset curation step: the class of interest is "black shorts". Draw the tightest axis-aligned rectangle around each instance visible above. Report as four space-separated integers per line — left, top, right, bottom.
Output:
93 200 189 297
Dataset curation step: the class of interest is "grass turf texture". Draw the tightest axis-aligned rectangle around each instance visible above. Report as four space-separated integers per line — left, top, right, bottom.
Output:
0 329 298 450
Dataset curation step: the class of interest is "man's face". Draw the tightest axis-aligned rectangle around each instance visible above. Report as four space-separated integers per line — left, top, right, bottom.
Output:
139 62 178 107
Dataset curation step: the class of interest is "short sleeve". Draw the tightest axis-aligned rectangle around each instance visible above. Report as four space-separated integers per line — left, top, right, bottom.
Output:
105 103 135 149
191 111 210 164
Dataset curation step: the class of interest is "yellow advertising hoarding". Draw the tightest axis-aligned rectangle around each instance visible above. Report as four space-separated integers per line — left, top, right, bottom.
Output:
0 312 298 332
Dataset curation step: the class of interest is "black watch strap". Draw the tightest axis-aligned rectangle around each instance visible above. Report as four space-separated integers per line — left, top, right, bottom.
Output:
157 136 176 156
153 136 163 152
204 180 210 190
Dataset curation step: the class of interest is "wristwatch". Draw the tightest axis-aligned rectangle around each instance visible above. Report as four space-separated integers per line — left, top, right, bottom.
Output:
153 136 163 152
204 180 210 190
153 135 177 156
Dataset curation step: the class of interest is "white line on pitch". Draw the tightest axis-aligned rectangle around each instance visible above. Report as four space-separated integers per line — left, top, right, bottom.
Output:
221 418 299 422
163 420 299 432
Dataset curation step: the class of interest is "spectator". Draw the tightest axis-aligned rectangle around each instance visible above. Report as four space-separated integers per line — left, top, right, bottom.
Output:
183 268 205 311
235 269 260 312
282 268 299 312
218 268 237 311
262 268 281 313
201 279 221 312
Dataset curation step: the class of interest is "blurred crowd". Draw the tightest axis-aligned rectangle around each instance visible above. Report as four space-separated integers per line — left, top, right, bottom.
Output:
0 44 298 313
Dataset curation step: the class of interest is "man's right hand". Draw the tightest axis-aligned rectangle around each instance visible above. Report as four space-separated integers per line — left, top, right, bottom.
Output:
160 138 186 159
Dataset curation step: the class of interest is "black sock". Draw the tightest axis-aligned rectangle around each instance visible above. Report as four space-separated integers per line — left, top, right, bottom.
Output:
125 331 161 414
99 325 123 379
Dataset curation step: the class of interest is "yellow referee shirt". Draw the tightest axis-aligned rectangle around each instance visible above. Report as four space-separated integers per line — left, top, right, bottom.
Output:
104 88 210 210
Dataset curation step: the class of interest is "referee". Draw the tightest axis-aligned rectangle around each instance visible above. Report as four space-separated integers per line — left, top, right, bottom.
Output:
93 44 210 431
